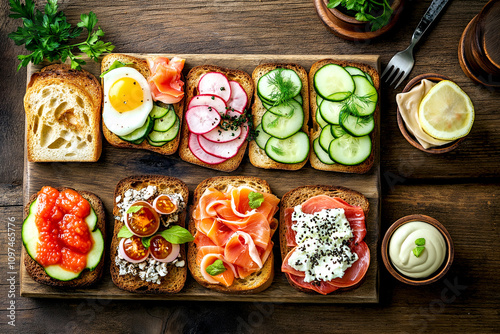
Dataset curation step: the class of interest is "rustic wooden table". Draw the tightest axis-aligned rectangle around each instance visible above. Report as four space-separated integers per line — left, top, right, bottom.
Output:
1 0 499 333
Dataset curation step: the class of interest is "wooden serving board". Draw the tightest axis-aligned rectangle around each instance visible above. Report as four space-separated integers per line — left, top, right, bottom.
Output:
21 54 381 303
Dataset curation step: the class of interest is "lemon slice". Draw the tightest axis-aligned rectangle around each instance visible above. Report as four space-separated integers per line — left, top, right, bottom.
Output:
418 80 474 140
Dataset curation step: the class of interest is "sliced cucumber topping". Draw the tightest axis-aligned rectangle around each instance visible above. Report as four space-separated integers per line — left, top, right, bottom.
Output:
345 66 366 77
257 68 302 102
350 75 377 116
319 125 336 152
313 138 335 165
118 116 153 143
314 64 355 101
316 108 328 128
294 94 303 105
261 99 273 110
153 107 177 132
147 138 168 147
365 72 374 86
340 110 374 137
261 108 303 139
265 131 309 164
331 124 346 138
148 117 180 143
149 104 171 119
268 99 302 117
255 123 271 150
85 208 97 231
329 134 371 165
86 229 105 271
320 99 343 125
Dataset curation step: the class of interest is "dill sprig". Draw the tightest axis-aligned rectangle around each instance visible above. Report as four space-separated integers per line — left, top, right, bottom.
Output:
339 93 376 126
267 68 299 106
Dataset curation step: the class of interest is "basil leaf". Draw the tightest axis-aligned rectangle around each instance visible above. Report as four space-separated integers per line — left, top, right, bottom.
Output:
141 236 152 249
126 205 142 214
205 259 227 276
100 60 133 77
415 238 426 246
159 225 194 244
248 191 264 209
412 246 425 258
117 225 133 239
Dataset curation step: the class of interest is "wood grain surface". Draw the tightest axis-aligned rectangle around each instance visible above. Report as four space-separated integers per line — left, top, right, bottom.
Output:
1 0 499 333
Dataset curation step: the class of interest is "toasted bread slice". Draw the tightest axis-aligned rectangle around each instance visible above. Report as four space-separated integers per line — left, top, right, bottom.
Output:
279 185 369 293
188 176 275 293
24 64 102 162
23 188 106 288
309 59 379 174
100 54 184 156
110 175 189 293
249 63 310 170
178 65 254 172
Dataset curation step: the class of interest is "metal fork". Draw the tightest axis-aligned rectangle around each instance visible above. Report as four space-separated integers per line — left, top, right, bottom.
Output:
381 0 451 88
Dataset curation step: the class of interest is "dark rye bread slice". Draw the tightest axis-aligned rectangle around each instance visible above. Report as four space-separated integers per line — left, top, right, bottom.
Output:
100 53 184 156
178 65 254 172
110 175 188 293
188 176 275 293
23 188 106 288
249 63 310 171
279 185 369 293
309 59 379 174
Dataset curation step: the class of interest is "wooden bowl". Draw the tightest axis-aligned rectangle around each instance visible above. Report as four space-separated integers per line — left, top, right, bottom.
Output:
381 214 454 286
396 73 466 154
314 0 405 41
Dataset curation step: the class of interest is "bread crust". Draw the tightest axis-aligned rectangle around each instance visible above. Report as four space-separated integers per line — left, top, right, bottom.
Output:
249 63 310 170
22 188 106 288
178 65 254 172
187 176 275 293
308 59 380 174
279 185 369 293
100 54 184 156
109 175 189 294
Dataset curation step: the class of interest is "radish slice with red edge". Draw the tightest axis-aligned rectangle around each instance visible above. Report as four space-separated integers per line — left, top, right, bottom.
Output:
119 237 150 263
198 72 231 102
226 81 248 112
149 235 180 263
185 105 221 134
198 122 249 159
226 108 243 118
201 125 242 143
188 94 227 116
188 132 228 164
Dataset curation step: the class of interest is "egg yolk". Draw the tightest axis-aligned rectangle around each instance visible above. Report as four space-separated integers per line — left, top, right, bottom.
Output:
109 77 144 112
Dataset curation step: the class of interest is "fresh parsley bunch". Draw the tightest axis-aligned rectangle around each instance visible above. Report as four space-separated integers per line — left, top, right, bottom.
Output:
327 0 394 32
8 0 115 70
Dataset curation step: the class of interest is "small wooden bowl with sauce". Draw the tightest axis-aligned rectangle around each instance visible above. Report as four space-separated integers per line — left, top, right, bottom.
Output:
381 214 454 286
396 73 466 154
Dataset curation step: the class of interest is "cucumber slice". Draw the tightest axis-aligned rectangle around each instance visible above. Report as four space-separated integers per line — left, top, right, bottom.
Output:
265 131 309 164
294 94 303 105
261 109 304 139
86 229 105 271
319 125 335 152
258 92 275 106
365 72 374 86
340 110 375 137
147 138 168 147
268 99 302 117
350 75 378 116
319 99 343 125
316 94 324 106
329 134 372 165
331 124 346 138
315 109 328 128
149 104 171 119
313 138 335 165
345 66 366 77
257 68 302 102
314 64 355 101
85 208 97 231
148 117 180 143
118 116 153 143
153 107 176 132
261 99 273 110
255 123 271 150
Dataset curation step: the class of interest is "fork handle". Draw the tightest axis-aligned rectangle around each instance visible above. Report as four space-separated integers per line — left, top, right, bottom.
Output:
411 0 451 46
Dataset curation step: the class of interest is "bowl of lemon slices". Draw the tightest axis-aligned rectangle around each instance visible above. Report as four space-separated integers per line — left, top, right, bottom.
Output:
396 74 475 154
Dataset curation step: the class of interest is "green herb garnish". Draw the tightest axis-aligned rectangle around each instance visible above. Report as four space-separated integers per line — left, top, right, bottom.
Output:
100 60 133 77
271 145 285 155
159 225 194 244
117 225 133 239
415 238 426 246
205 259 227 276
248 192 265 209
412 246 425 258
141 236 152 249
267 68 299 106
8 0 115 70
126 205 143 214
327 0 394 32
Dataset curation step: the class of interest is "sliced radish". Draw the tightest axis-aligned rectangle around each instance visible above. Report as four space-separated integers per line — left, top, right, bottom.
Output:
118 238 150 264
202 125 242 143
188 94 227 116
226 108 243 118
188 132 228 164
198 72 231 102
198 122 249 159
185 105 221 134
226 81 248 112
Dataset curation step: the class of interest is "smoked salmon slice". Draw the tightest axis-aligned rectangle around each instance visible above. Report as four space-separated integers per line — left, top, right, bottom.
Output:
147 56 185 104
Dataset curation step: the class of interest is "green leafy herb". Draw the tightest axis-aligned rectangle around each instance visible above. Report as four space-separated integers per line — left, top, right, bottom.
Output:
205 259 227 276
327 0 394 32
248 192 265 209
100 60 132 77
267 68 299 106
126 205 143 214
159 225 194 244
415 238 426 246
219 109 258 142
8 0 115 70
412 246 425 258
271 145 285 155
117 225 133 239
141 236 152 249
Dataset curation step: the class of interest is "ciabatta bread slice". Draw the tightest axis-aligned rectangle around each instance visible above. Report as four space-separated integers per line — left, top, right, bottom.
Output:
309 59 379 174
110 175 189 294
178 65 254 172
188 176 275 293
24 64 102 162
100 54 184 156
23 188 106 288
249 63 310 170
